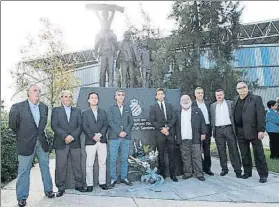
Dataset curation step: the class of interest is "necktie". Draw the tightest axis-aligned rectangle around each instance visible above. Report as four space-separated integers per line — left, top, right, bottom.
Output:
161 102 167 120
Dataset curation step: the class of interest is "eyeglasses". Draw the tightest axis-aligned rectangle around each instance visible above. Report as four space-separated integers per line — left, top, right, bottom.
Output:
236 86 247 90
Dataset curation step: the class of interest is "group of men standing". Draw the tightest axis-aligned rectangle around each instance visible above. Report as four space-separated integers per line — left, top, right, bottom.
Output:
9 81 268 207
150 82 268 184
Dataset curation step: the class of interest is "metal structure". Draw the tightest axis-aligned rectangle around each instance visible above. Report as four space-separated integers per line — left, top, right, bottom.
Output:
237 19 279 45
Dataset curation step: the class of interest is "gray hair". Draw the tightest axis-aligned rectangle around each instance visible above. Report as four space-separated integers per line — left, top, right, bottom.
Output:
60 90 73 98
194 87 204 94
26 84 41 96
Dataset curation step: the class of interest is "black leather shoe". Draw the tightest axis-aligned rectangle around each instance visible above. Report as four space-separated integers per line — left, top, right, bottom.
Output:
75 187 87 192
170 176 178 182
197 176 206 181
45 190 55 198
236 173 242 178
18 200 26 207
242 173 252 179
220 170 228 176
99 184 111 190
259 177 267 183
121 178 133 186
182 174 192 180
204 171 214 176
110 180 117 187
86 186 93 192
56 190 65 197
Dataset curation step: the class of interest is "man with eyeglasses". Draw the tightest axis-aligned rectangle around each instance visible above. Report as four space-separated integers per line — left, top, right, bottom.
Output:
107 89 134 187
232 81 268 183
9 84 55 207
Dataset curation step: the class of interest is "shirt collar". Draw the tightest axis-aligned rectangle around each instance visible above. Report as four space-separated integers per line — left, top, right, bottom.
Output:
28 99 39 107
157 100 165 105
62 104 71 110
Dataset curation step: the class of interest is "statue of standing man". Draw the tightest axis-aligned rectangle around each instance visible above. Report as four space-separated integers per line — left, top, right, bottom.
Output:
116 31 141 88
86 4 124 87
139 40 152 88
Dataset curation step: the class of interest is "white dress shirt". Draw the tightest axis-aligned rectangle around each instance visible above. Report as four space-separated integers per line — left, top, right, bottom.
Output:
157 100 167 121
91 107 98 121
181 108 192 140
63 105 71 122
118 105 123 116
197 101 210 124
215 101 232 126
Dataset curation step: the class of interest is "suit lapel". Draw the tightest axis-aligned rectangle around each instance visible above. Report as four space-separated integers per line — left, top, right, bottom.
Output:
212 102 217 126
226 100 233 119
242 94 251 111
25 100 38 128
38 104 45 129
90 108 97 123
61 106 69 123
69 107 74 123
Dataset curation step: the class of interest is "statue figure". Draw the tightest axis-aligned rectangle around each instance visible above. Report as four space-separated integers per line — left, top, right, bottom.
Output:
86 3 124 87
139 40 152 88
116 31 141 88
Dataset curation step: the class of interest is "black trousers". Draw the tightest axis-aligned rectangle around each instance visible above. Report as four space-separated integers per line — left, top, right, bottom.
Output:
268 132 279 159
215 126 242 173
156 132 175 177
236 127 268 178
202 124 212 172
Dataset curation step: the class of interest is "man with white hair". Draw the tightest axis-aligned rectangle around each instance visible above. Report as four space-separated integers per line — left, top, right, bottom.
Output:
175 94 207 181
9 84 55 207
51 90 86 197
232 81 268 183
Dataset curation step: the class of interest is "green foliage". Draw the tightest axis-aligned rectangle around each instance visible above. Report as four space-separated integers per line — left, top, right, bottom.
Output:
1 108 18 183
167 1 243 99
11 17 80 108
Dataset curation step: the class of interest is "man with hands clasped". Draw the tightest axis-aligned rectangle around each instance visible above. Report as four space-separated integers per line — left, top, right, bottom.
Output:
51 90 86 197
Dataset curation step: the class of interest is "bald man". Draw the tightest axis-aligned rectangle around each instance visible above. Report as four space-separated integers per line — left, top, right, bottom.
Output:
175 94 207 181
232 82 268 183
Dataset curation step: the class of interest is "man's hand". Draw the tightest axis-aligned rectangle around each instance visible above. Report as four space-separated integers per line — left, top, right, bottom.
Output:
161 127 169 135
119 131 127 138
92 136 100 142
258 132 264 140
201 134 206 141
65 135 73 144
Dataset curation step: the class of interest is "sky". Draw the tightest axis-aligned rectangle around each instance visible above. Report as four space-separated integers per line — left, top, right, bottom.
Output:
1 1 279 108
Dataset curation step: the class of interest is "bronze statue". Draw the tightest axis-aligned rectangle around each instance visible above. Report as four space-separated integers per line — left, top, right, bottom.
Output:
139 40 152 88
116 31 141 88
86 3 124 87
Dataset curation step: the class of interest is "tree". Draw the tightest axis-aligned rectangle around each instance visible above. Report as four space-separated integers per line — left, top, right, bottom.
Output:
168 1 243 100
11 17 80 108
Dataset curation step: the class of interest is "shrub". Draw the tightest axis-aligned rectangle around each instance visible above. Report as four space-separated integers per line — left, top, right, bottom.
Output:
1 112 18 184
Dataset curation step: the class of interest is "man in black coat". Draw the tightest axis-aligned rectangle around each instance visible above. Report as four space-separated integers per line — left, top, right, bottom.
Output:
81 91 110 191
9 84 55 207
51 90 86 197
232 81 268 183
192 87 214 176
149 88 178 182
176 94 207 181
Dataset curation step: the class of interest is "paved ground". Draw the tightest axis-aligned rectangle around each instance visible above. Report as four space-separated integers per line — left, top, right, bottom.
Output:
2 155 279 207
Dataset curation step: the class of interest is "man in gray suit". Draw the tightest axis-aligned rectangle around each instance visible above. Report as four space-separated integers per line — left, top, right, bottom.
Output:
210 89 242 178
51 90 86 197
9 84 55 207
107 89 134 187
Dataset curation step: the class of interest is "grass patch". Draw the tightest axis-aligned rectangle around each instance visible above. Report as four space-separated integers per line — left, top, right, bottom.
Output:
211 142 279 173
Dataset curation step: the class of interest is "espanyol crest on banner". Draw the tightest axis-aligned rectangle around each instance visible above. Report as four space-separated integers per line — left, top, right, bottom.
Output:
129 99 142 117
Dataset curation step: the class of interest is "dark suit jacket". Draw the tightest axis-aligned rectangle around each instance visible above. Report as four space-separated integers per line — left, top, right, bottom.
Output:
81 107 108 145
232 93 266 140
51 106 82 150
192 100 212 136
107 104 134 139
9 100 49 156
210 100 236 137
149 102 177 137
175 106 207 144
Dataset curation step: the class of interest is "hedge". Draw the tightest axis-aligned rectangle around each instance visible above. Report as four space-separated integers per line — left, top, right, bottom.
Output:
1 119 18 184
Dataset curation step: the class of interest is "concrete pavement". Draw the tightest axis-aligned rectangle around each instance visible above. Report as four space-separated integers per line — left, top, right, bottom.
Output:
2 156 279 207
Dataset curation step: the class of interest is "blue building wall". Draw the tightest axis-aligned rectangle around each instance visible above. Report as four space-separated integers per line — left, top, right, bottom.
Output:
200 45 279 87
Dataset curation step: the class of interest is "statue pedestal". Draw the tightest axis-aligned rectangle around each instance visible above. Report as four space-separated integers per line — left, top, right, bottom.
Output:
64 87 182 189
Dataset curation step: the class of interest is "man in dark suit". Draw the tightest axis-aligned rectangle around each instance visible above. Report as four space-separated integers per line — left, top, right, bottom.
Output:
107 89 134 187
82 91 110 191
210 89 242 178
51 90 86 197
176 94 207 181
9 84 55 207
149 88 178 182
232 81 268 183
192 87 214 176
